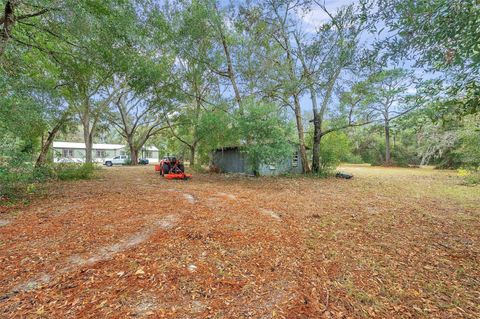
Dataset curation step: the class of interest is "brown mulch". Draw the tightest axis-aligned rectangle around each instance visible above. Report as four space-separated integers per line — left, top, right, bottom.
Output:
0 166 479 318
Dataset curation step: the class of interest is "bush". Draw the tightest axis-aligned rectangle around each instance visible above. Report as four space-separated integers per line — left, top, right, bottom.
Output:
236 99 293 175
343 153 364 164
458 169 480 186
55 163 96 181
317 132 352 174
464 173 480 185
1 163 96 200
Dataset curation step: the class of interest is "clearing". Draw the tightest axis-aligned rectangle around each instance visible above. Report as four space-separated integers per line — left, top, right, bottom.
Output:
0 165 479 318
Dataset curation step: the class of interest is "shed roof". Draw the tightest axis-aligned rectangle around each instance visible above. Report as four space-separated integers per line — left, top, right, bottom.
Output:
214 142 310 152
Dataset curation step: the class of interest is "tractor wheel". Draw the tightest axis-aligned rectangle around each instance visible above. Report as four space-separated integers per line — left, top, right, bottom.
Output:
162 164 170 176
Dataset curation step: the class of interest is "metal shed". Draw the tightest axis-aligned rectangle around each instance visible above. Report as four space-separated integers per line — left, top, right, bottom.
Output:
212 146 304 176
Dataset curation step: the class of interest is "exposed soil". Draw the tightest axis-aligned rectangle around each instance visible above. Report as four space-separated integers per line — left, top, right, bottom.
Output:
0 165 479 318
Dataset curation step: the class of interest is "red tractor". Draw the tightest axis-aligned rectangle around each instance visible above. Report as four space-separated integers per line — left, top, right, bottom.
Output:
158 156 192 180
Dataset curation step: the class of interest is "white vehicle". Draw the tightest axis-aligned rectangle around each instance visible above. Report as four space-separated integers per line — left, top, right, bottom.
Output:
104 155 129 167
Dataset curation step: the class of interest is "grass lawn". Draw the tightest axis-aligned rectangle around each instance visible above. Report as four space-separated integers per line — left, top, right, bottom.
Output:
0 165 478 318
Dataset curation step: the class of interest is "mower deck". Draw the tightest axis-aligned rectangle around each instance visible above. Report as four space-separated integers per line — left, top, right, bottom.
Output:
165 172 192 180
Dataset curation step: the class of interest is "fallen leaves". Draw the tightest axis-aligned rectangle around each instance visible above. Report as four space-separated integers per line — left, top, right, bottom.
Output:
0 165 478 318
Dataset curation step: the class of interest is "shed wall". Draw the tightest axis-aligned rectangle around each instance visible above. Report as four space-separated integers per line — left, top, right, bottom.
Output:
212 149 252 174
213 148 304 175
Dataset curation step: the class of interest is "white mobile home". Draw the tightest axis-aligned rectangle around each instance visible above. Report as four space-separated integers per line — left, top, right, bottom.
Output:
52 141 159 164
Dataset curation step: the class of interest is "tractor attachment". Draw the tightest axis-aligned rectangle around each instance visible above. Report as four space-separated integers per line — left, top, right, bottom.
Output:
165 172 192 180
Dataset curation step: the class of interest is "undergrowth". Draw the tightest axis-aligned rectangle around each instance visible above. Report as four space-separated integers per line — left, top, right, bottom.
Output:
0 163 96 201
457 168 480 186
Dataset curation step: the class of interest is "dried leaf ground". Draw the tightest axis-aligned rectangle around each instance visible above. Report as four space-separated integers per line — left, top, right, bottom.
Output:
0 165 479 318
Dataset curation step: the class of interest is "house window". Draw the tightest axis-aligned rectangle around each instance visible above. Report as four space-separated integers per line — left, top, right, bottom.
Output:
62 149 74 158
292 151 299 167
144 150 153 158
96 150 106 158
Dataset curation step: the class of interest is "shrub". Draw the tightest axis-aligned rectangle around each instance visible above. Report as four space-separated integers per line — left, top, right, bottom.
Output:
343 153 364 164
236 99 293 175
1 163 96 200
32 165 55 182
317 132 352 174
464 173 480 186
458 169 480 186
55 163 96 181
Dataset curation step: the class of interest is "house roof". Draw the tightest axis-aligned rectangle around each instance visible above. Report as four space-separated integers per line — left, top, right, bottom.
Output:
53 141 158 151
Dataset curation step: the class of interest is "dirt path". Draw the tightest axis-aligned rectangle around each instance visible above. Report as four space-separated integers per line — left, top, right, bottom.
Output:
0 166 479 318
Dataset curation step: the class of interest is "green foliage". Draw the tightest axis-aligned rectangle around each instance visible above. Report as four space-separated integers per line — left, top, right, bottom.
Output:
55 163 96 181
452 117 480 169
236 99 293 175
458 169 480 186
196 106 236 164
379 0 480 116
318 132 352 172
349 125 420 167
1 157 96 199
1 0 478 188
463 172 480 186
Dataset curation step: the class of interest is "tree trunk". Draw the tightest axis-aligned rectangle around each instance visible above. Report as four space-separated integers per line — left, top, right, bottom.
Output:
219 25 242 113
282 33 309 173
385 120 391 165
190 145 196 167
35 125 61 167
0 1 16 57
85 132 93 163
125 134 137 165
293 94 310 173
310 88 322 173
312 69 341 173
130 147 139 165
294 34 319 174
36 138 52 167
82 117 93 164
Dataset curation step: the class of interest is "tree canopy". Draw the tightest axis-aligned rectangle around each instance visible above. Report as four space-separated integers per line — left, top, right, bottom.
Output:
1 0 478 181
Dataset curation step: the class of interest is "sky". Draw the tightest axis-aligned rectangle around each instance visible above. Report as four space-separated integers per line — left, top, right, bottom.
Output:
300 0 356 32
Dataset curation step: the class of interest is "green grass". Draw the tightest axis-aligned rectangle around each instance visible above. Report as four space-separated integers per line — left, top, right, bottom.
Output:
339 164 480 206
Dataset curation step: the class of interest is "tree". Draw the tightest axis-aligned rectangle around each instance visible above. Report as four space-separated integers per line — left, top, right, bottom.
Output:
366 69 416 164
378 0 480 117
0 1 125 64
254 0 311 173
212 4 243 112
55 0 140 163
0 0 56 58
59 62 115 163
109 85 167 165
243 0 374 173
163 0 223 166
298 0 373 173
236 99 293 175
35 104 73 167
